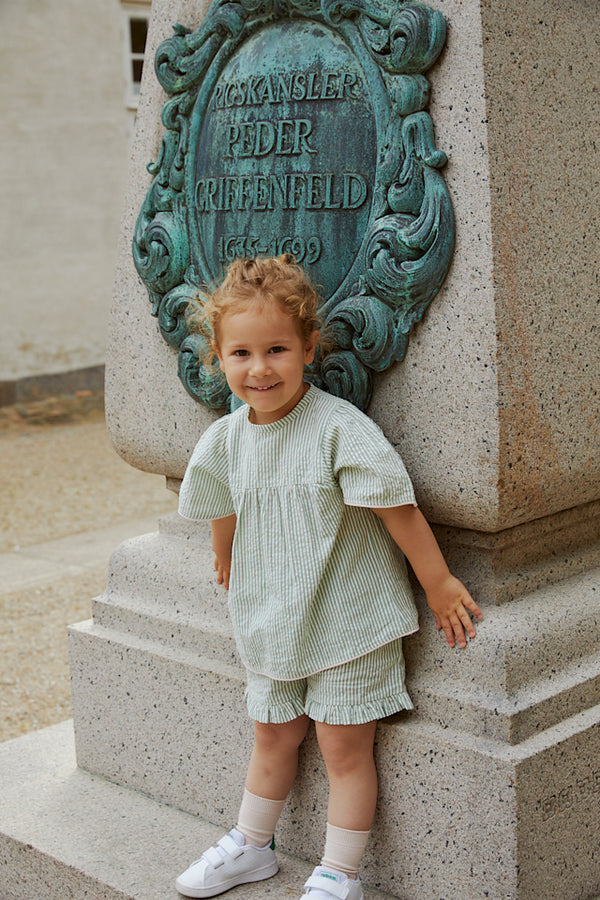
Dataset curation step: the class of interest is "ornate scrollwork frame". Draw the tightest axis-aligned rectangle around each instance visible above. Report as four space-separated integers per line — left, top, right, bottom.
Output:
133 0 455 411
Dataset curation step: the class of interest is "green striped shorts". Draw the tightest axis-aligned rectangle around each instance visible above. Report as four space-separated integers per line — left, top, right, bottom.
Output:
244 638 413 725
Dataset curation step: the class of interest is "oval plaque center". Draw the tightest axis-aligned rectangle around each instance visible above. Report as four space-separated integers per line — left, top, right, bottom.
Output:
193 19 376 297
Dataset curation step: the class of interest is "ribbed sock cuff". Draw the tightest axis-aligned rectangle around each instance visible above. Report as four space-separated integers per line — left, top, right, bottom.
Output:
321 822 370 878
236 789 285 848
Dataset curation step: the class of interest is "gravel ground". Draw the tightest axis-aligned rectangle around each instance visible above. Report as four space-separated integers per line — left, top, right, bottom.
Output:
0 393 178 742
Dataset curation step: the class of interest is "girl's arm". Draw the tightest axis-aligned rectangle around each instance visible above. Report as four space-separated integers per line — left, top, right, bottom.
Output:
372 505 483 648
211 514 237 590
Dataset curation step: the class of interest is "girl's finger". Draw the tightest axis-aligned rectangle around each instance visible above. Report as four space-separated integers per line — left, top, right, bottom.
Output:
442 622 456 647
449 615 468 648
463 594 483 619
458 607 477 637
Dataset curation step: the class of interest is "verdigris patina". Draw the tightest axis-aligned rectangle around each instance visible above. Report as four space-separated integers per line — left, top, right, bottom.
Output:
133 0 455 411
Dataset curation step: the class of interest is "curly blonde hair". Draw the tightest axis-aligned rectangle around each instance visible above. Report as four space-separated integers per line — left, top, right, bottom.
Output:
188 255 322 349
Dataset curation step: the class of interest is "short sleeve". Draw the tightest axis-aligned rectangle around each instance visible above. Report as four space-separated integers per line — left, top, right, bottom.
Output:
178 417 235 521
331 406 416 508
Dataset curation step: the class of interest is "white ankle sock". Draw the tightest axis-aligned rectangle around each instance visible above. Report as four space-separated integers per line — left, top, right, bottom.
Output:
320 822 370 878
236 789 285 847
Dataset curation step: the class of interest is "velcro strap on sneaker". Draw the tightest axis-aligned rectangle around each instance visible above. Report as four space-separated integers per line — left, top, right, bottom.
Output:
203 846 225 868
218 834 244 859
303 874 351 898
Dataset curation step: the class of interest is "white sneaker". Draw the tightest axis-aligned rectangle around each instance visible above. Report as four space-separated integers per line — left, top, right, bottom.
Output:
300 866 365 900
175 829 279 898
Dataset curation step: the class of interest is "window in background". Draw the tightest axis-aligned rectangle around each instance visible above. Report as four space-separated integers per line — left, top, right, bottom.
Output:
122 2 151 115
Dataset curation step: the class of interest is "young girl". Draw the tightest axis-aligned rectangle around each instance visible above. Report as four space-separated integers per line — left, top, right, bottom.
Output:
176 256 482 900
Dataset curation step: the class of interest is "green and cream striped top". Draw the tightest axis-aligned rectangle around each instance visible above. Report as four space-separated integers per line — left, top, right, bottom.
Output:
179 385 419 680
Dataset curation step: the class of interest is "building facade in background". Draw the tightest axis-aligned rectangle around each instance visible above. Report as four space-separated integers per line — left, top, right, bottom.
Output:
0 0 150 402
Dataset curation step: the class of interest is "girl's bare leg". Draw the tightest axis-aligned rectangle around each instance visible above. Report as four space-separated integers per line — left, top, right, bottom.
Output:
315 720 378 829
312 720 378 878
245 715 311 800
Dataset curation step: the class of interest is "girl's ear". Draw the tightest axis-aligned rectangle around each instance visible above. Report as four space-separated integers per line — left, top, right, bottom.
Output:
304 330 320 365
211 340 223 364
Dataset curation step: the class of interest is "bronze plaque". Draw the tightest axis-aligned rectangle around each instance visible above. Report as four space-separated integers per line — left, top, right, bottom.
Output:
134 0 455 410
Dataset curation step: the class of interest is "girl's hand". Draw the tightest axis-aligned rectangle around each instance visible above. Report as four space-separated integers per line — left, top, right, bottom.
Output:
214 554 231 590
425 574 483 648
211 514 236 592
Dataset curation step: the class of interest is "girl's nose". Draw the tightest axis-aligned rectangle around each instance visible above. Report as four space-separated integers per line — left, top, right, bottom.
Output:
249 354 271 376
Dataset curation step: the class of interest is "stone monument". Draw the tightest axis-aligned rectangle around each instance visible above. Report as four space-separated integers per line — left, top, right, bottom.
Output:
67 0 600 898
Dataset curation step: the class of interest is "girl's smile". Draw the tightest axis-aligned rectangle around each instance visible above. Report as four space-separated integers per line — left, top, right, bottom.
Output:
215 302 319 425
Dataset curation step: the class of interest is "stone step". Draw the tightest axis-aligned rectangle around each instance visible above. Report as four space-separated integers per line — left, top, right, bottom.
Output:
93 521 239 667
0 721 398 900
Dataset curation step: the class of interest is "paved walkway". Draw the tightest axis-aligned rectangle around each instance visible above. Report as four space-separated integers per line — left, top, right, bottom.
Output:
0 396 178 741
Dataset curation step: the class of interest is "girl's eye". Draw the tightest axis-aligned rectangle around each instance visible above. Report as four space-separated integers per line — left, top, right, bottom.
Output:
269 346 286 354
233 349 249 357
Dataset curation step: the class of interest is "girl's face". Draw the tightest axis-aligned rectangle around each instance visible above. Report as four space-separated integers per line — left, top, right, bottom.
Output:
215 301 319 425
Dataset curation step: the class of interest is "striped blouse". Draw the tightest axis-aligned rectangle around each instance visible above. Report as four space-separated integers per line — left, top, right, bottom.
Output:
179 385 419 680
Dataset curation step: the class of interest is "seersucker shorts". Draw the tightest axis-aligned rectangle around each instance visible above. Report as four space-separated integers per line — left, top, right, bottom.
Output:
244 638 413 725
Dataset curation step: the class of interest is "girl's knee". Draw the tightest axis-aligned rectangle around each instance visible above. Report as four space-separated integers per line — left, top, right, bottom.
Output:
315 722 377 774
254 716 309 756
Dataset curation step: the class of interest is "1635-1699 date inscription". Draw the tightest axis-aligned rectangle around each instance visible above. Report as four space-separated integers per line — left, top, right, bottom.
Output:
218 235 322 264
